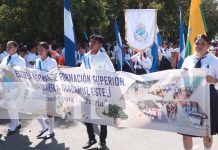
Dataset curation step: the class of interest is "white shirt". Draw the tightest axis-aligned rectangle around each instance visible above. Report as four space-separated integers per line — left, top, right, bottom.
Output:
0 51 9 63
34 57 57 72
100 47 107 54
25 52 38 68
163 48 173 59
1 53 26 67
131 53 152 71
80 50 115 72
182 53 218 79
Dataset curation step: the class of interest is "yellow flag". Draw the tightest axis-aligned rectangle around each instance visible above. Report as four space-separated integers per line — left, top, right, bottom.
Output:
185 0 208 56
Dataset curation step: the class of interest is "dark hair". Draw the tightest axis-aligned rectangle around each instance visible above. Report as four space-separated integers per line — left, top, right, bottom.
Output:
38 42 49 49
19 46 28 54
7 41 19 50
194 34 210 44
80 43 87 49
90 34 104 44
27 41 37 50
52 43 59 50
38 42 51 57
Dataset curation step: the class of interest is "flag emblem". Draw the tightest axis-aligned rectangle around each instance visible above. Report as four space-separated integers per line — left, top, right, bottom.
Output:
134 23 148 43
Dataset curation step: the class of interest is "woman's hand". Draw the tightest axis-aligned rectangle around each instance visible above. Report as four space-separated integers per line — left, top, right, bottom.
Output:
206 75 218 84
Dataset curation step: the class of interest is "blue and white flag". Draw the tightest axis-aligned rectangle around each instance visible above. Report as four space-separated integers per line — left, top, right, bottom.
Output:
115 17 124 71
150 26 162 72
125 9 157 51
177 8 186 69
64 0 76 67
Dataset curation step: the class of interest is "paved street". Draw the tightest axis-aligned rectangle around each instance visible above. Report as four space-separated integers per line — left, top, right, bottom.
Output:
1 109 218 150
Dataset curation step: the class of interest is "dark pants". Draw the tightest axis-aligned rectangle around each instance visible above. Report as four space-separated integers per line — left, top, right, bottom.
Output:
136 68 146 75
159 56 172 71
85 123 107 142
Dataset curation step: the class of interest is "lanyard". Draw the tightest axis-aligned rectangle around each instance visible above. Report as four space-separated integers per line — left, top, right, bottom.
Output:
38 60 42 70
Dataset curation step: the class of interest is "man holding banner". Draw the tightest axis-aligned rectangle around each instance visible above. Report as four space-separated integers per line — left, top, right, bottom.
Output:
81 34 115 149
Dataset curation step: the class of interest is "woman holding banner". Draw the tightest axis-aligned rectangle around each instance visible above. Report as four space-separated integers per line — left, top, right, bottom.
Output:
1 41 26 135
34 42 57 139
181 34 218 150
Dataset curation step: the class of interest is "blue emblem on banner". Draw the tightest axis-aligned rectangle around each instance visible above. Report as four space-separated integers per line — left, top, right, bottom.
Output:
134 23 148 43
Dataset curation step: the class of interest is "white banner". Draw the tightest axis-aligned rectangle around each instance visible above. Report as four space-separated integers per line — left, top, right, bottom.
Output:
125 9 157 51
0 66 211 136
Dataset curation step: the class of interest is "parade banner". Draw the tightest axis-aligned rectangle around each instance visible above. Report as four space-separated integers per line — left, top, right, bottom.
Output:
125 9 157 51
0 65 211 136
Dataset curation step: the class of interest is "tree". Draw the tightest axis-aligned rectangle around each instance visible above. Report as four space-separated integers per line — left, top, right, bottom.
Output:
102 104 128 124
0 0 217 45
202 0 218 39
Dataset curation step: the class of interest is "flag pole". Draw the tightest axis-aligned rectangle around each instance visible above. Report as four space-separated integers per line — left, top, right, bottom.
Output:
117 16 123 71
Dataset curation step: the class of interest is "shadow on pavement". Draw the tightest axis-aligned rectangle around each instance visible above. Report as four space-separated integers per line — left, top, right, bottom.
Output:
88 146 110 150
33 138 70 150
0 133 70 150
1 133 32 150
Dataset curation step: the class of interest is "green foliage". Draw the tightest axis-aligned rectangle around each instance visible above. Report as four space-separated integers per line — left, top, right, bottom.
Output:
103 104 128 123
0 0 217 45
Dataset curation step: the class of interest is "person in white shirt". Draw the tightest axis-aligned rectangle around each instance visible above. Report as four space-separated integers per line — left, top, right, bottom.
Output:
77 43 88 67
122 46 132 72
181 34 218 150
162 42 173 59
1 41 26 135
34 42 57 139
0 50 9 63
131 51 152 75
19 46 28 58
81 35 115 150
25 42 38 68
159 42 173 71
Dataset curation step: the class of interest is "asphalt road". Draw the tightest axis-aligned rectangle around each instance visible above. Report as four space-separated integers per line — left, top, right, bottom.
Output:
0 110 218 150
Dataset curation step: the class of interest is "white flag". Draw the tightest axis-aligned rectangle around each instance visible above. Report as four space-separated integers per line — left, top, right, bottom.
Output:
125 9 157 51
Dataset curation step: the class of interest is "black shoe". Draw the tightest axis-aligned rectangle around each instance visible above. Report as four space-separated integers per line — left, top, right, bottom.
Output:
97 141 106 150
37 128 48 138
7 128 18 135
44 132 55 139
82 139 97 149
7 124 21 135
17 124 21 129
